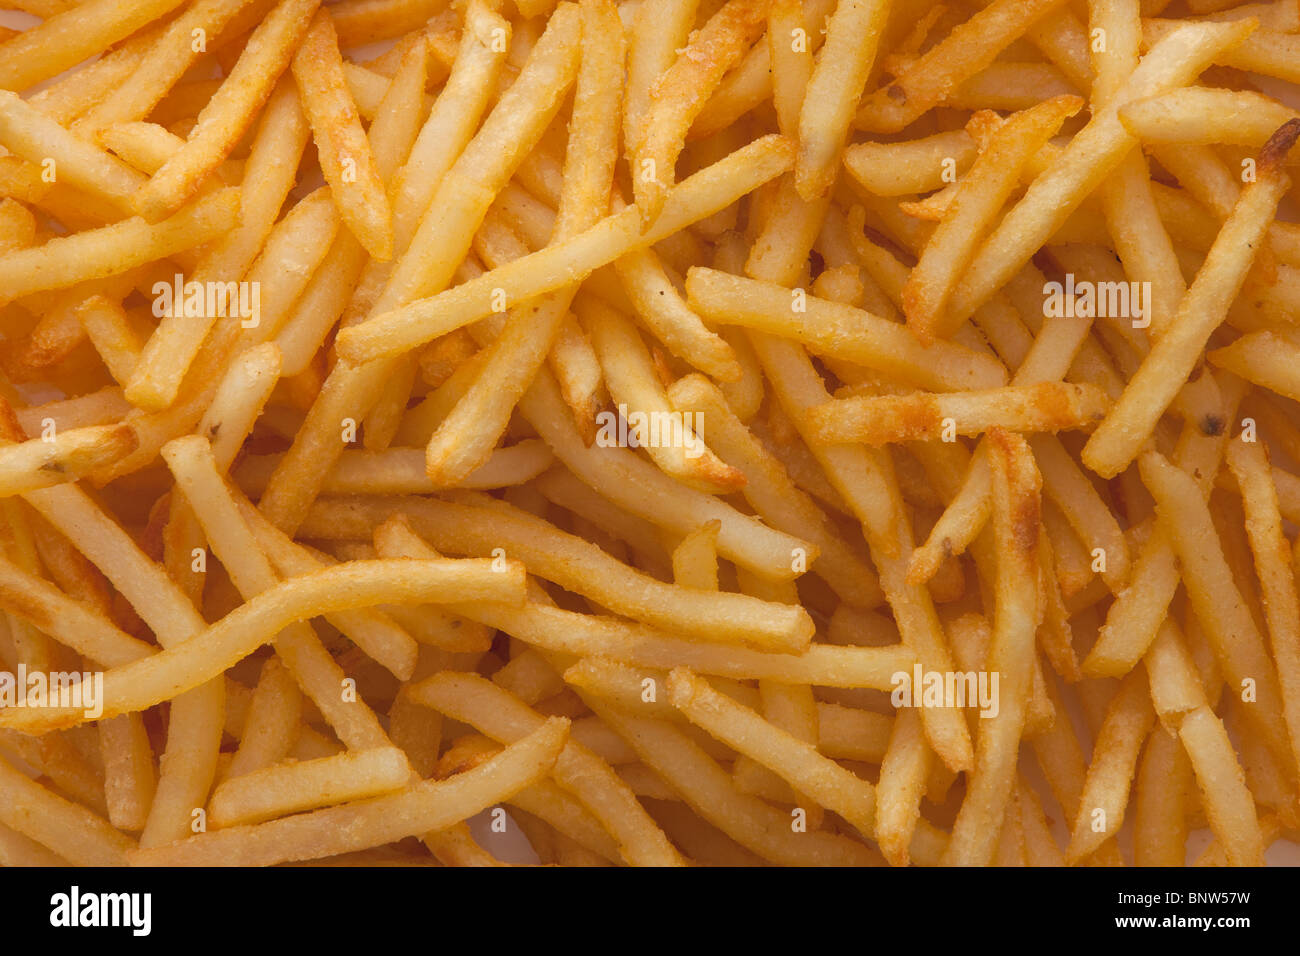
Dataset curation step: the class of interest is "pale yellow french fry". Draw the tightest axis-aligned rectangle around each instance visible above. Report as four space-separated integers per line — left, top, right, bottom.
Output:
0 753 135 867
794 0 889 200
0 0 188 93
1179 705 1264 867
0 188 240 305
210 747 413 827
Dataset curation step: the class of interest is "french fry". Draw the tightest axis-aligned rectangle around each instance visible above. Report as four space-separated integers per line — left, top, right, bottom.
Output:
1226 439 1300 779
855 0 1070 133
945 19 1258 328
163 435 419 679
1144 18 1300 85
0 0 189 93
255 4 583 533
666 667 878 840
129 719 570 866
406 671 685 866
666 373 882 607
794 0 889 200
1083 120 1300 478
0 188 240 305
386 532 913 688
875 705 932 867
74 296 142 386
226 656 303 780
843 130 978 198
210 747 413 827
632 0 769 226
622 0 696 161
75 0 255 137
516 371 820 584
807 383 1111 447
0 823 68 868
571 671 879 865
685 267 1008 392
126 81 309 410
0 90 146 212
767 0 810 138
0 559 524 734
0 554 153 666
1099 149 1185 339
944 429 1041 865
581 295 743 492
903 96 1083 342
342 496 813 649
1133 724 1192 867
0 424 138 497
330 0 448 48
293 11 394 260
1139 451 1293 770
0 753 136 867
238 442 556 496
1119 87 1298 148
130 0 321 221
237 500 492 654
1179 704 1264 867
333 135 795 367
1065 671 1156 862
1209 331 1300 404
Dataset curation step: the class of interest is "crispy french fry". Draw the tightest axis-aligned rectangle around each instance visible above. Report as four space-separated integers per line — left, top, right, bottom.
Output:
293 11 394 260
130 0 321 221
807 383 1111 447
855 0 1070 133
632 0 769 226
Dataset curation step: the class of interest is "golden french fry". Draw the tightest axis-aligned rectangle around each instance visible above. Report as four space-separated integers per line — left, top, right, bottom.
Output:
855 0 1070 133
293 11 394 260
806 382 1111 446
0 559 525 733
632 0 769 226
130 0 321 221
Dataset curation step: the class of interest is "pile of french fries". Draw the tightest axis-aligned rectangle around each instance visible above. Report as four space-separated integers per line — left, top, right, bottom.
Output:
1 0 1299 867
